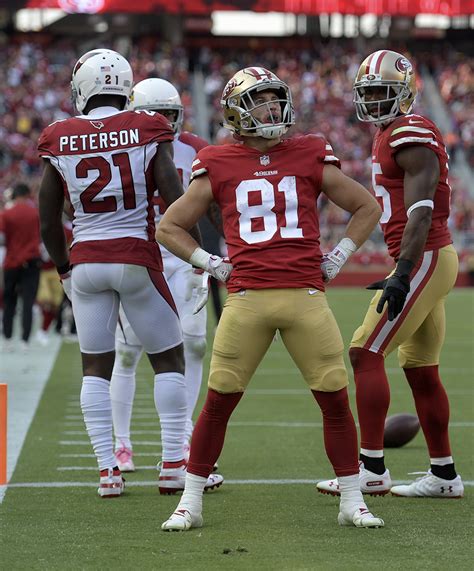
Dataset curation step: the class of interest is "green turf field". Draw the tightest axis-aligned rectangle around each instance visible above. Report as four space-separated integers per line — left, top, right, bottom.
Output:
1 288 473 570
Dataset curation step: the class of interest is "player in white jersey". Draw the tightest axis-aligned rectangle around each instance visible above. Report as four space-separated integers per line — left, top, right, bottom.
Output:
37 49 205 497
110 78 223 491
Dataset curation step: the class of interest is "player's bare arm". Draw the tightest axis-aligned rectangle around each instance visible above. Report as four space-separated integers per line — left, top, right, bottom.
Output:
322 164 381 247
370 146 440 320
157 175 232 282
396 146 439 266
320 165 381 282
38 159 69 270
154 141 202 247
157 174 213 260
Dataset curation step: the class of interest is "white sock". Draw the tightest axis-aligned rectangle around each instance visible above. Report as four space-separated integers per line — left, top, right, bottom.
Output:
110 371 136 450
154 372 187 462
176 472 207 514
360 448 384 458
80 376 116 470
338 474 366 509
183 336 205 443
430 456 454 466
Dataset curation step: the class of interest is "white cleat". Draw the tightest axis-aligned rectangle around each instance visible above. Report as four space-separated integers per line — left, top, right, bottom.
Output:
98 467 125 498
158 463 224 495
391 471 464 498
161 509 203 532
317 463 391 497
204 472 224 492
114 446 135 473
338 505 384 528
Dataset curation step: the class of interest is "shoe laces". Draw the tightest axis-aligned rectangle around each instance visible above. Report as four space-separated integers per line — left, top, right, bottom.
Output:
115 446 132 462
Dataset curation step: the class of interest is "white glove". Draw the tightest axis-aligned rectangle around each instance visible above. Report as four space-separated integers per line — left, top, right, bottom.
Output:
60 273 72 301
321 238 357 283
185 268 210 314
189 247 233 283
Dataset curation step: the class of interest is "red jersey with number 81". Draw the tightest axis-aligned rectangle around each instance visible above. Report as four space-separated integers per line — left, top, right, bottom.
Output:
38 108 174 270
372 113 452 260
192 135 339 292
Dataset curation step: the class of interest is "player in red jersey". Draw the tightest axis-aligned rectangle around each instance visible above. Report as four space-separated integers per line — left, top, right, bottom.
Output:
38 49 197 498
157 67 384 531
317 50 464 498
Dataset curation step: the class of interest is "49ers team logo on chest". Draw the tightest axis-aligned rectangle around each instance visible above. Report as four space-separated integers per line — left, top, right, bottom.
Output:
260 155 270 166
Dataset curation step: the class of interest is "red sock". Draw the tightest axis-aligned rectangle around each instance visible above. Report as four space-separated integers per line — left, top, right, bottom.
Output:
312 388 359 477
404 366 451 458
187 389 243 478
42 309 55 331
350 347 390 451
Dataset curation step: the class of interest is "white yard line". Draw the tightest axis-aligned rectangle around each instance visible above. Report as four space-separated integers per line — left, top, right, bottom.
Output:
59 440 161 446
2 478 474 490
0 337 62 503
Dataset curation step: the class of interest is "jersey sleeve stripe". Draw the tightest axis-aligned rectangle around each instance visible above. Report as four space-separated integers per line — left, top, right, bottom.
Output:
390 137 439 148
191 159 201 168
324 155 339 162
190 167 207 180
391 126 435 136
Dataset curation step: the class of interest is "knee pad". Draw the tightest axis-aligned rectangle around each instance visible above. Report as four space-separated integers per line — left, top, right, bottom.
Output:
114 341 143 374
313 366 348 392
208 366 247 393
184 335 207 360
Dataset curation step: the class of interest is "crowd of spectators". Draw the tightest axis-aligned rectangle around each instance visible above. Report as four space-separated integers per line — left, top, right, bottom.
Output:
0 34 472 266
436 55 473 167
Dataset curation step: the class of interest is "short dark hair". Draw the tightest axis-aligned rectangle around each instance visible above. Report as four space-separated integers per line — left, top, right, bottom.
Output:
12 183 31 199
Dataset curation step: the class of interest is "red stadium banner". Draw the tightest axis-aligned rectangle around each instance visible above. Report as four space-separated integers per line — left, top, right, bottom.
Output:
25 0 474 16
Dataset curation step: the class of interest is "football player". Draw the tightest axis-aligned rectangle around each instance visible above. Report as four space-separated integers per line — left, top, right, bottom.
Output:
157 67 384 531
110 78 223 492
38 49 198 497
317 50 464 498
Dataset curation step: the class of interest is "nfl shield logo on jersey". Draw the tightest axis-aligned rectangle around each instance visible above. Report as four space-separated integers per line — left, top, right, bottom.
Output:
260 155 270 166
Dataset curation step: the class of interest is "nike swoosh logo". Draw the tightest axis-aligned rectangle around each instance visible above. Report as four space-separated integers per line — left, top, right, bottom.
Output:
308 289 318 295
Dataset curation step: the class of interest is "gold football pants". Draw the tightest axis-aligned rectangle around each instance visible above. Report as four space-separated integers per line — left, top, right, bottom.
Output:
209 288 348 393
351 245 458 368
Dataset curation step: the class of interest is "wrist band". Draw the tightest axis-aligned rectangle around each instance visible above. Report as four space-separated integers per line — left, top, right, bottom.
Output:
189 247 210 270
407 200 434 218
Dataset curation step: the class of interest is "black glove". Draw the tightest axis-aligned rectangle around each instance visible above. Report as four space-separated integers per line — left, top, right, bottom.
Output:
366 259 414 321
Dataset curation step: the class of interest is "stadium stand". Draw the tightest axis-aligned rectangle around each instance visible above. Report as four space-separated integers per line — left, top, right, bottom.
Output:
0 35 472 287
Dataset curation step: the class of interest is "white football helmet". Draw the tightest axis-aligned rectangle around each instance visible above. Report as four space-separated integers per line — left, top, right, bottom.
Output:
71 49 133 113
129 78 184 134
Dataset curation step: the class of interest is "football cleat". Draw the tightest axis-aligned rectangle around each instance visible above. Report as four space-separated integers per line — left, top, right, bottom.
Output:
391 471 464 498
161 508 203 532
98 467 124 498
316 463 391 497
338 504 384 528
158 462 224 495
114 446 135 473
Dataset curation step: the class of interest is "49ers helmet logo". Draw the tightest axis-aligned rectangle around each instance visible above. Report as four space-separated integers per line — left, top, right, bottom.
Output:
222 78 238 101
395 57 412 73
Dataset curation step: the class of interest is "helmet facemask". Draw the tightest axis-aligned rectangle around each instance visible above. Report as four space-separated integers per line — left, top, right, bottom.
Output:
354 83 410 127
224 81 295 139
